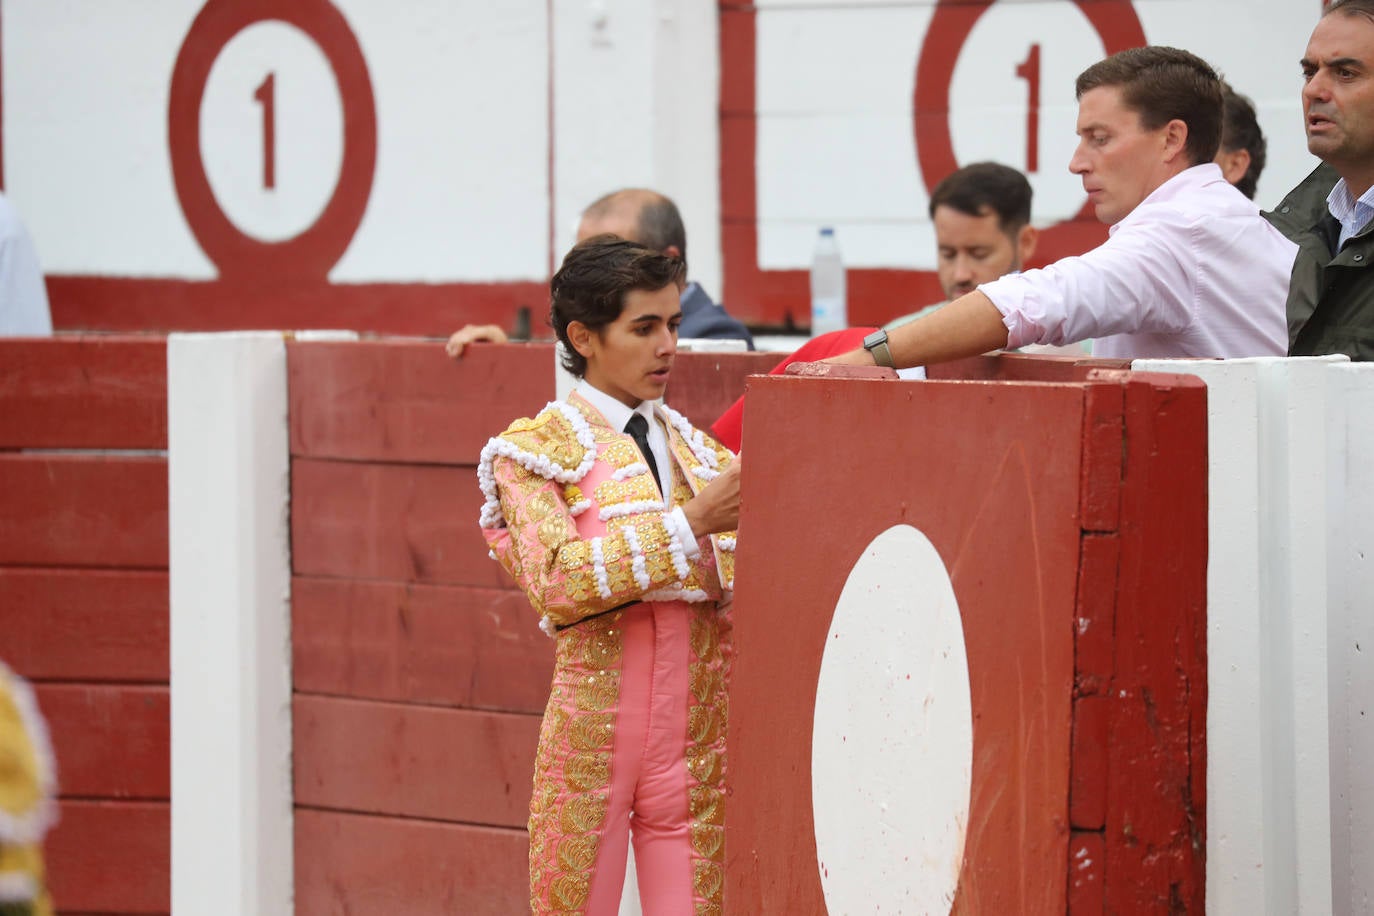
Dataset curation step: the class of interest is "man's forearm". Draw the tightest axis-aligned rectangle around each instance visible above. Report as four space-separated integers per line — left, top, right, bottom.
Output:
830 291 1011 368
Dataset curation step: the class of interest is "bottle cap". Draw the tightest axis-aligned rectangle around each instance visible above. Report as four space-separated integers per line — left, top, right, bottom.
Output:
820 226 834 236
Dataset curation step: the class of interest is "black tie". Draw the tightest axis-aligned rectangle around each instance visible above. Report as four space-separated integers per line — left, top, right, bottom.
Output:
625 413 664 495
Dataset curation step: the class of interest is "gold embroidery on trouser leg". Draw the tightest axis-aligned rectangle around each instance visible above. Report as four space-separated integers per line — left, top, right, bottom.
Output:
692 822 724 861
683 605 731 910
690 786 723 825
557 834 600 872
694 860 724 901
529 619 624 914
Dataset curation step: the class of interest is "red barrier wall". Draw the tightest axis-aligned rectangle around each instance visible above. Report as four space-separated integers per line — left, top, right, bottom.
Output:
286 340 776 912
0 336 171 915
726 367 1207 914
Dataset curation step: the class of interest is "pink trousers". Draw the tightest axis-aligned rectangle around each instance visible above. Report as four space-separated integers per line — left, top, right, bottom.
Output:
528 600 729 915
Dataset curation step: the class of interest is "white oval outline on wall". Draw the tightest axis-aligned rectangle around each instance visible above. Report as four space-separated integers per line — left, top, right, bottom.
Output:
812 523 973 913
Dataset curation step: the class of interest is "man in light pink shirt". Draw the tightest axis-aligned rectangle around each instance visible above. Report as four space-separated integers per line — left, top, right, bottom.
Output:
831 46 1296 371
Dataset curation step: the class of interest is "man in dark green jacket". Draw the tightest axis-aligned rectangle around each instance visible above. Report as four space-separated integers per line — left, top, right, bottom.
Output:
1266 0 1374 360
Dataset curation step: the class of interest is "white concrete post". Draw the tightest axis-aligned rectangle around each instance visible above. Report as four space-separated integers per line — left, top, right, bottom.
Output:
1255 357 1338 916
168 332 294 916
1326 363 1374 916
552 0 722 292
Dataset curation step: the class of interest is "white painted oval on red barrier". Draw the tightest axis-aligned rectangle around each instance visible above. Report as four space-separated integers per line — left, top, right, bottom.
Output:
812 524 973 912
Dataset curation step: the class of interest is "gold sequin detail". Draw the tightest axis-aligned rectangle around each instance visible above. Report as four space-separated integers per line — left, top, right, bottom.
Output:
558 792 608 834
690 785 723 825
574 673 618 711
602 439 641 467
692 822 724 861
688 704 722 745
694 860 724 902
689 663 723 705
539 511 572 549
568 713 613 751
559 541 591 572
690 615 720 663
556 834 600 872
593 475 660 508
551 873 591 909
583 627 622 668
686 746 722 785
526 491 556 522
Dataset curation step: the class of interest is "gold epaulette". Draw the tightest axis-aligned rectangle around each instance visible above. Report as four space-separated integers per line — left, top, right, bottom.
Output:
496 405 591 481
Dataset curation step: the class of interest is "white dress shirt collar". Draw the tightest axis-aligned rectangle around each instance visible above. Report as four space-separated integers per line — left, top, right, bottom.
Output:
1325 178 1374 250
574 381 670 496
575 380 642 433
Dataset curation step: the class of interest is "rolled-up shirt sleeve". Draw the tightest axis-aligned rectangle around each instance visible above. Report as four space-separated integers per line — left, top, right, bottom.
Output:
980 208 1199 349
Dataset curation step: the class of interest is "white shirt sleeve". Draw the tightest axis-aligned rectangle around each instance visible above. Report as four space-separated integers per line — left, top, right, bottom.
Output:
666 506 702 559
0 200 52 337
980 207 1199 349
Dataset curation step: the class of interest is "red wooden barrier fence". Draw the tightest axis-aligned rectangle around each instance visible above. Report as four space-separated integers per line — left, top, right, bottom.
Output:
0 336 171 915
727 365 1207 914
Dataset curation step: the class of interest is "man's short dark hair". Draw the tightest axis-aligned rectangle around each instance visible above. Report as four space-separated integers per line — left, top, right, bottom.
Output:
549 235 686 377
927 162 1032 233
1220 82 1267 200
1324 0 1374 24
1075 46 1224 166
582 189 689 261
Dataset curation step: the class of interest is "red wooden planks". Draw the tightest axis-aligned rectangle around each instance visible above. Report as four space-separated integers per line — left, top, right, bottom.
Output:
1070 696 1110 831
0 336 167 450
1105 374 1208 913
926 353 1130 383
295 808 528 916
291 457 507 587
34 684 169 800
292 577 552 714
293 694 539 828
0 569 168 681
0 455 167 568
44 800 169 914
1074 533 1119 697
286 339 776 464
288 339 555 464
1078 374 1126 532
1068 831 1106 915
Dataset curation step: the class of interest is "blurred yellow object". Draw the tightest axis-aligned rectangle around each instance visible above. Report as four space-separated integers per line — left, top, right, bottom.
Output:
0 661 56 916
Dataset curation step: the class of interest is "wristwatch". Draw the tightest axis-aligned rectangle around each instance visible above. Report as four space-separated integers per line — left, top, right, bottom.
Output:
862 329 894 368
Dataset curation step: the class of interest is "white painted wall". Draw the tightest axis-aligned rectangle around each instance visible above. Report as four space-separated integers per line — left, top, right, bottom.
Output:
0 0 1324 313
1134 355 1372 916
5 0 552 283
754 0 1317 272
168 332 295 916
552 0 722 295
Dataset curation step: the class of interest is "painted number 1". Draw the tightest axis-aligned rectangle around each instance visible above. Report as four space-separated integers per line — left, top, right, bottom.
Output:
1014 44 1040 174
253 72 276 190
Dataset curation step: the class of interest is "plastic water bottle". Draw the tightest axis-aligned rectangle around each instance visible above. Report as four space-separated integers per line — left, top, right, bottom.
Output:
810 226 847 336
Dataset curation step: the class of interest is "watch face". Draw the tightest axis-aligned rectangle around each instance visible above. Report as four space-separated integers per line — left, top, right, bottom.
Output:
864 331 886 349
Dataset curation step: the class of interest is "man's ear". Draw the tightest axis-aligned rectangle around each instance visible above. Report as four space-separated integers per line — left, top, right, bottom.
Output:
1017 225 1040 265
662 244 683 260
1216 147 1251 187
567 320 597 359
1162 118 1189 163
